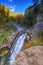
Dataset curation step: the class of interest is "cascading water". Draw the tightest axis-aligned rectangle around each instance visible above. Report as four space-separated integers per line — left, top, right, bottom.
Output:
9 33 27 65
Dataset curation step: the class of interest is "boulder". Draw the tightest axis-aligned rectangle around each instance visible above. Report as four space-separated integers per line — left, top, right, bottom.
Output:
15 46 43 65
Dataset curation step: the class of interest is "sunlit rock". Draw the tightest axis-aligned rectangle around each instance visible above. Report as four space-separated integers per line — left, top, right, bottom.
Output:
15 46 43 65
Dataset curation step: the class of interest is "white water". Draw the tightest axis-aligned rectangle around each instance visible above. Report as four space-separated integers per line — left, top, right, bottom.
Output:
9 33 27 65
14 24 24 32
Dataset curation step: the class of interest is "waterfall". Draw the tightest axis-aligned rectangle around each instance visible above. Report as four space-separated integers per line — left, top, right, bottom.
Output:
9 33 27 65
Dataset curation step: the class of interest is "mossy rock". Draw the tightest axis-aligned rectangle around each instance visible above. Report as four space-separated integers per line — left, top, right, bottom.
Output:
0 47 9 57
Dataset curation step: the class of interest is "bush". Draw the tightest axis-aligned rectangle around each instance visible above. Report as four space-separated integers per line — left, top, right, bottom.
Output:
37 31 43 45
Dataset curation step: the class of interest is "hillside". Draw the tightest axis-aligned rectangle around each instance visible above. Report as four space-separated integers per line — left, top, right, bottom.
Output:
0 4 21 17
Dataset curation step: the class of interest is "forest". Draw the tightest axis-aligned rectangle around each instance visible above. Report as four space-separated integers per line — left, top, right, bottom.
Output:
0 0 43 28
0 0 43 65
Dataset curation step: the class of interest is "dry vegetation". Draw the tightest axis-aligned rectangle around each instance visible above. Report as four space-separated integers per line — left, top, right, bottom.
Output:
23 31 43 50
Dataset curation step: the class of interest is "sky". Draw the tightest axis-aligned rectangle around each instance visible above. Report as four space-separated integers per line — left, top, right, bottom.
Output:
0 0 33 14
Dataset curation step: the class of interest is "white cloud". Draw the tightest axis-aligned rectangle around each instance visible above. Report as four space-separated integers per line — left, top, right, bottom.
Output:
9 0 13 2
10 8 15 11
9 5 16 12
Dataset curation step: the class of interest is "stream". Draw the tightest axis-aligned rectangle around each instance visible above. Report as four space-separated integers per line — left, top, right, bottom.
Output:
0 24 28 65
9 33 27 65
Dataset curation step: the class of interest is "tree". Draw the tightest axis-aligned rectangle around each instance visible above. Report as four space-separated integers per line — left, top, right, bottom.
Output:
24 0 43 28
0 4 6 24
0 4 10 24
6 9 9 22
9 16 15 22
40 0 43 14
41 0 43 6
25 7 37 28
15 14 24 24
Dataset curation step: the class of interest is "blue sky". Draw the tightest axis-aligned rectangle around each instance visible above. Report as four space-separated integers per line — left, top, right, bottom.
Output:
0 0 33 13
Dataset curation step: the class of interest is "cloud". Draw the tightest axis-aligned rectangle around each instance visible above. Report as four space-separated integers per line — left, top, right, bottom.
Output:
9 0 13 2
9 5 16 12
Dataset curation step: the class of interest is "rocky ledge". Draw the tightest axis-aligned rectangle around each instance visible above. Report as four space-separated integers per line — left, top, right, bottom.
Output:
0 31 18 57
15 46 43 65
0 31 18 49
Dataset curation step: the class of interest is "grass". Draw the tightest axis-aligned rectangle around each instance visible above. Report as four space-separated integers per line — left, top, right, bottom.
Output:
31 42 41 47
0 24 17 45
23 39 42 50
0 31 10 44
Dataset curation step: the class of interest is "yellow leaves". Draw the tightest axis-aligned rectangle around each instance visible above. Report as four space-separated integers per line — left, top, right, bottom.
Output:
9 12 16 17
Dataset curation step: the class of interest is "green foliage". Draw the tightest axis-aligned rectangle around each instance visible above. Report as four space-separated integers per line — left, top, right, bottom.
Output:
24 8 36 28
0 4 17 31
31 31 43 47
0 4 9 24
15 14 24 24
0 2 43 29
37 31 43 45
9 16 15 22
0 31 10 44
24 0 43 28
31 42 41 47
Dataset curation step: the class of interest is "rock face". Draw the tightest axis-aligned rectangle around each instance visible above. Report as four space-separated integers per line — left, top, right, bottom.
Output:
34 14 43 32
15 46 43 65
34 22 43 32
